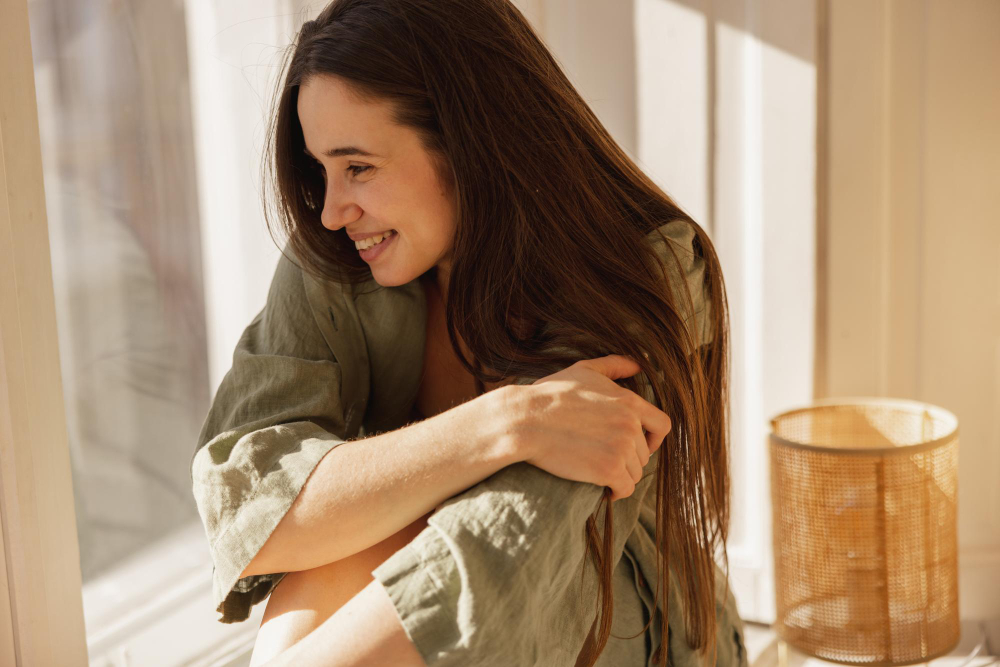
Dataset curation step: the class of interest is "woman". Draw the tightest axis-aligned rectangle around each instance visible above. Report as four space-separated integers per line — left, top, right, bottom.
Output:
189 0 744 665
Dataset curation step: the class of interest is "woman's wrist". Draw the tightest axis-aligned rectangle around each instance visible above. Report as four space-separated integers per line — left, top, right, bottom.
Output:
467 384 531 467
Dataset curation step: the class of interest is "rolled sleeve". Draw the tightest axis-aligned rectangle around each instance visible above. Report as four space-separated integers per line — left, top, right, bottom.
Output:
190 249 361 623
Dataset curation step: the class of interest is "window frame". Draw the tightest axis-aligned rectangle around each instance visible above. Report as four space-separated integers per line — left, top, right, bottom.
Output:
1 0 90 663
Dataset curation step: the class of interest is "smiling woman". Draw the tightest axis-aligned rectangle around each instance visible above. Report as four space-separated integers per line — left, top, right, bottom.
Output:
189 0 746 666
291 72 460 295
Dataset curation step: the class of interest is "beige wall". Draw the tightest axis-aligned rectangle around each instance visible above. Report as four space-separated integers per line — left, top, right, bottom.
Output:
823 0 1000 620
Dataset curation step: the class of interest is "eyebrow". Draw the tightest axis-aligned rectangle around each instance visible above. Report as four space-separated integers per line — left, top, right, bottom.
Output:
303 145 377 159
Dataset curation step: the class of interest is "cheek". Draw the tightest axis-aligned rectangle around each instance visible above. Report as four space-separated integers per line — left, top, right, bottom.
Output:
356 182 388 210
441 222 457 250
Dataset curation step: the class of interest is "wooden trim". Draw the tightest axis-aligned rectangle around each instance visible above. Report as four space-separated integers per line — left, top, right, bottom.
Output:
0 0 88 664
814 0 830 400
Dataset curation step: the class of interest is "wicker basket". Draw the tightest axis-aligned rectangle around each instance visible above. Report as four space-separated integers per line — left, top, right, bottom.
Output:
769 397 960 666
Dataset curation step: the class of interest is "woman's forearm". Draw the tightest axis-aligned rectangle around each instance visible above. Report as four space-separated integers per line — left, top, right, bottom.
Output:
263 579 425 667
242 386 522 577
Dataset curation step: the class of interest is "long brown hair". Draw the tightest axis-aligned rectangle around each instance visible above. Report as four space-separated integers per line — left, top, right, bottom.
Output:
261 1 732 664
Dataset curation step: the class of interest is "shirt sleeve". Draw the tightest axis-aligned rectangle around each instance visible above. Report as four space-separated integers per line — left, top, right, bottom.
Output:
372 454 659 666
371 218 715 666
648 218 714 351
189 248 360 624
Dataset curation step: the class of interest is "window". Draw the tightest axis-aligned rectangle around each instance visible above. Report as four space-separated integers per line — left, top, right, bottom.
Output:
14 1 300 663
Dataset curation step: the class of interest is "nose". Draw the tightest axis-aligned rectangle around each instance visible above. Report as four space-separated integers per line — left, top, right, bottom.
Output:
320 181 362 232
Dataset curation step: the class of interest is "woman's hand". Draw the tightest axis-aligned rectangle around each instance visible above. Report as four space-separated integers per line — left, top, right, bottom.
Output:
500 354 671 501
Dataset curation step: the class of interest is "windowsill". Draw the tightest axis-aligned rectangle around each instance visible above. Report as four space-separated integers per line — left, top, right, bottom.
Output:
743 621 778 666
744 620 999 667
82 519 265 666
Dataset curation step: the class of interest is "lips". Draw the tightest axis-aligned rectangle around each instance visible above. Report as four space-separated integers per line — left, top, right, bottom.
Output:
357 228 398 262
348 229 395 242
354 229 397 251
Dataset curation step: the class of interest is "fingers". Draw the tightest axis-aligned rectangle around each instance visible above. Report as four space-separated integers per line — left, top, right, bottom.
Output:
612 439 646 502
633 428 652 469
610 472 637 502
645 429 664 457
635 395 671 449
591 360 670 445
575 354 642 381
624 452 642 485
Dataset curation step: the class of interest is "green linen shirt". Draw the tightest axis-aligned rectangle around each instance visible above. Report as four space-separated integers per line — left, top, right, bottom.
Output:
190 218 749 667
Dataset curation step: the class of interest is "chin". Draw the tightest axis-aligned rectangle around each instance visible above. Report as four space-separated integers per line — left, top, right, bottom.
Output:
369 266 417 288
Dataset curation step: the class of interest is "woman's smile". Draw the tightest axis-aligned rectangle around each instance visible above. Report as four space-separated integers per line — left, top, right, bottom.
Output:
357 228 398 262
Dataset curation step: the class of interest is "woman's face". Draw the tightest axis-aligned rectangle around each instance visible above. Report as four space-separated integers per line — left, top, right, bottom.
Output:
297 74 457 288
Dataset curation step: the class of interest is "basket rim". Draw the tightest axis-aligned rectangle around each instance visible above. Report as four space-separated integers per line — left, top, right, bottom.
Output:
768 396 959 456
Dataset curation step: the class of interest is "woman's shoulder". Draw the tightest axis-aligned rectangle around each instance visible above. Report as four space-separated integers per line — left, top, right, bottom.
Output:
284 250 427 432
266 247 363 362
645 217 712 347
645 217 702 268
283 248 425 328
275 246 423 353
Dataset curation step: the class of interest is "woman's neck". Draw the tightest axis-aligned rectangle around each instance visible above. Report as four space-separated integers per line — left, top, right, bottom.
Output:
421 267 518 392
425 262 451 305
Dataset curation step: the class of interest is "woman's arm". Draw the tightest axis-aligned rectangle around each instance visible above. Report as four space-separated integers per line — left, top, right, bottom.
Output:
192 247 524 623
242 385 521 577
262 579 425 667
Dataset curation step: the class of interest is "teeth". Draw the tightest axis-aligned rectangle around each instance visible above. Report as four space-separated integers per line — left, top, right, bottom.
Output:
355 230 394 250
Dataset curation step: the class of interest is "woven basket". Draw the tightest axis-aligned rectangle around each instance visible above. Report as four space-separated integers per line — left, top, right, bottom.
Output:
769 397 960 666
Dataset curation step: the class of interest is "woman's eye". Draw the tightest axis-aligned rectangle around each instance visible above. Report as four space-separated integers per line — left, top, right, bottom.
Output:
348 165 372 177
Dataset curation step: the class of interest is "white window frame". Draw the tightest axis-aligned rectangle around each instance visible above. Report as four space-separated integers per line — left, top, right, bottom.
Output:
0 1 293 664
1 0 90 663
0 0 86 665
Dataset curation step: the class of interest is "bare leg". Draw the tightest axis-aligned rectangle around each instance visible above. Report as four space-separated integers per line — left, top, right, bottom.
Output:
248 510 432 666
